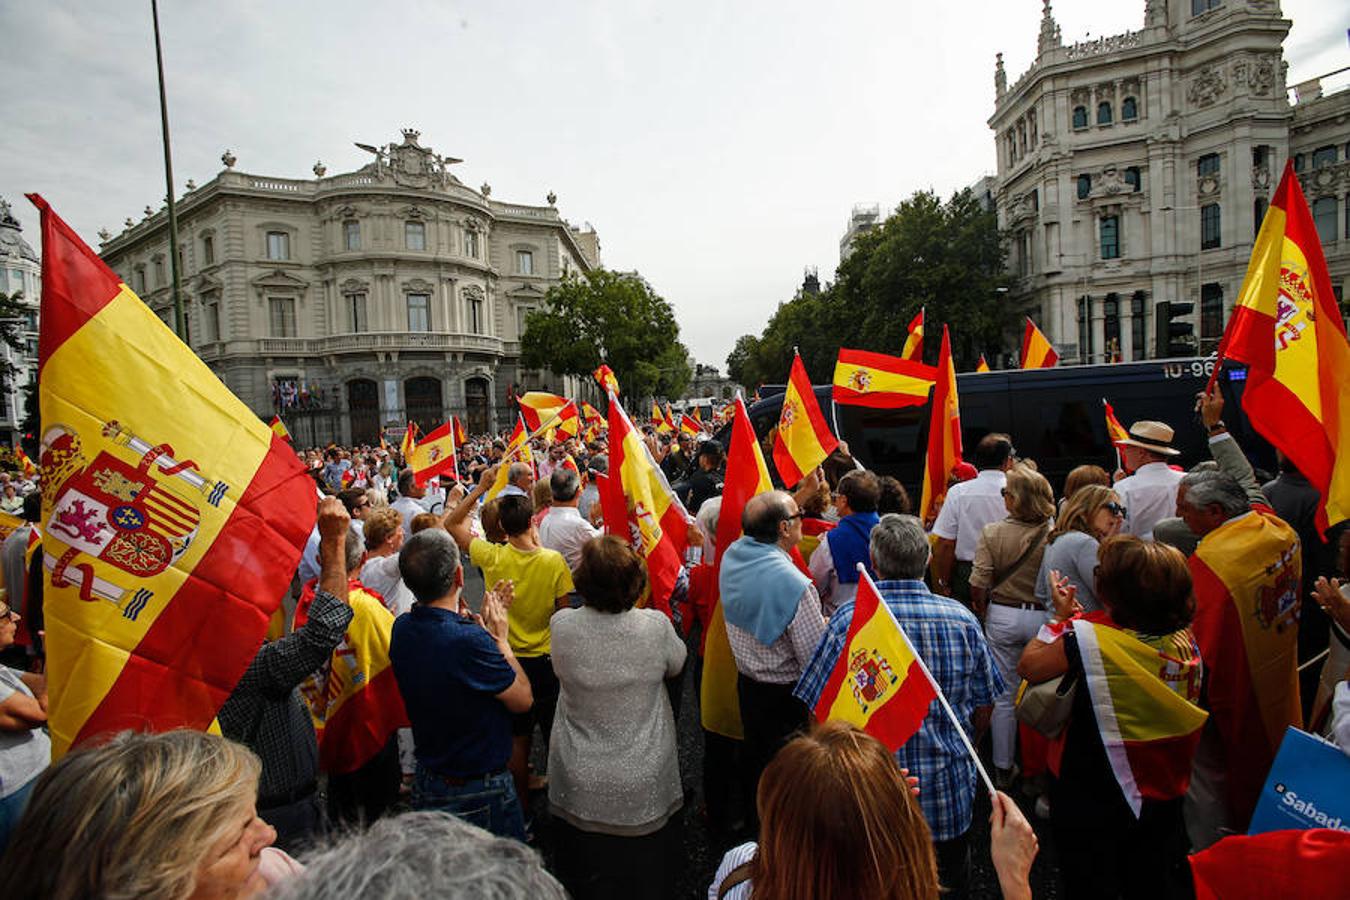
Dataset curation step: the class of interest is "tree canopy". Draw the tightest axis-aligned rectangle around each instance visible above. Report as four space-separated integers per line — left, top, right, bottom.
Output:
727 188 1017 386
521 269 692 400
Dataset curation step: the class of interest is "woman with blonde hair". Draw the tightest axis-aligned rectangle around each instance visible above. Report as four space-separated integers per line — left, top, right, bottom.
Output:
0 729 297 900
1035 484 1125 615
709 721 1037 900
969 463 1056 788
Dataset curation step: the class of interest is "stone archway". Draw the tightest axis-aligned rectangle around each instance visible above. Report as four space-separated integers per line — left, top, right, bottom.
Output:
464 377 490 436
405 376 443 434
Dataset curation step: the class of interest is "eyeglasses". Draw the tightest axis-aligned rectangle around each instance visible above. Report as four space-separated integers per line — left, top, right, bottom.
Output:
1105 502 1127 517
782 512 804 524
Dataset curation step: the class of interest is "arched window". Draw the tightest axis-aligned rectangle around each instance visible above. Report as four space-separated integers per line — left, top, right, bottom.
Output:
1077 174 1092 200
405 377 444 435
1097 102 1113 125
1121 97 1138 121
1072 106 1088 129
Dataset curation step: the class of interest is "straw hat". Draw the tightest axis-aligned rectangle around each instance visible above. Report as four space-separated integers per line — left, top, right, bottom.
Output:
1117 420 1181 456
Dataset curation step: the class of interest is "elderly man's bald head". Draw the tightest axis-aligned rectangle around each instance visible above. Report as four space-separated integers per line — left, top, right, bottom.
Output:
742 490 798 544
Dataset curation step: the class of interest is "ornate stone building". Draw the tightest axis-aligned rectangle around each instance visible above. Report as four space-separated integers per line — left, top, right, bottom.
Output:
99 130 601 445
989 0 1350 363
0 198 40 445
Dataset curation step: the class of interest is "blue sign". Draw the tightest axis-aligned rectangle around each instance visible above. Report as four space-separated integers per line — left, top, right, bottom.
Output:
1249 727 1350 835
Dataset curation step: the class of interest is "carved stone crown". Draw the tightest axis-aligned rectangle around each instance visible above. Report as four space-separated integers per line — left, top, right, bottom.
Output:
402 128 421 144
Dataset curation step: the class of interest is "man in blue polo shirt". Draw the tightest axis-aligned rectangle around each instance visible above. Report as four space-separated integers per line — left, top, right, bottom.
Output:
390 529 533 840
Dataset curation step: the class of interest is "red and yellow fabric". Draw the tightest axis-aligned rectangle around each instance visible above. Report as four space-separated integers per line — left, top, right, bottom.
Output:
1189 509 1302 827
517 391 569 434
663 404 678 434
679 414 701 437
813 571 937 752
29 194 315 758
651 401 670 433
1071 617 1208 815
599 394 692 619
772 351 839 488
268 416 291 443
919 325 963 523
1190 829 1350 900
486 415 532 501
14 446 37 479
901 308 925 362
832 348 936 409
692 406 703 425
399 422 419 461
295 580 409 775
580 401 604 429
1020 318 1060 369
975 355 990 374
554 400 581 441
701 394 771 739
407 422 457 486
593 363 620 397
452 416 468 447
1217 160 1350 534
1103 398 1130 444
0 509 25 543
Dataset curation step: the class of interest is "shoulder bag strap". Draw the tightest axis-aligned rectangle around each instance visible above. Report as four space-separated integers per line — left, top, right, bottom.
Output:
717 861 756 900
989 522 1051 599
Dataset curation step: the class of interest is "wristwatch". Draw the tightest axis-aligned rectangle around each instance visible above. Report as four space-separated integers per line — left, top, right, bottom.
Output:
1207 420 1226 434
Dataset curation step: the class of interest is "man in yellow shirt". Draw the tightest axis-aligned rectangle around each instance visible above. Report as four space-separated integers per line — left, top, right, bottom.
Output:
449 465 574 812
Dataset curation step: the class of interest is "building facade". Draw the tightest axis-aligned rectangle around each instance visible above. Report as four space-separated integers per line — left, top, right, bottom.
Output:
99 130 600 445
988 0 1350 364
0 198 40 446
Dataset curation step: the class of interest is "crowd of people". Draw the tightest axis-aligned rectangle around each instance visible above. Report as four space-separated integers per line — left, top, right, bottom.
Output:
0 388 1348 899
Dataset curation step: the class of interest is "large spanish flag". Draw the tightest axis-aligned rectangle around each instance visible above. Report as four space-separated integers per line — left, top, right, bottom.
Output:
700 393 771 739
598 394 692 616
901 308 925 362
1217 160 1350 533
772 352 838 487
296 581 408 775
1072 617 1208 815
832 348 936 409
918 325 962 522
1020 317 1059 369
407 421 457 486
518 391 569 434
1189 509 1302 828
29 195 315 758
811 570 937 751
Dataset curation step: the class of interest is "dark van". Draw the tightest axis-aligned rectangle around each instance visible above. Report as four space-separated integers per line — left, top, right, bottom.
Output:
717 357 1271 498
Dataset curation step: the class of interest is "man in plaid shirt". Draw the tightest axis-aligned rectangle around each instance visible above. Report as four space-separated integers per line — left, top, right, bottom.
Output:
795 513 1002 898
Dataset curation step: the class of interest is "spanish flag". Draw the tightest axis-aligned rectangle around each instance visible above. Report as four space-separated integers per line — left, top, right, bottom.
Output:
0 509 25 543
554 400 581 440
1189 509 1302 828
486 415 532 501
692 405 703 424
15 445 38 478
399 421 419 461
268 415 291 443
651 400 669 433
29 195 315 757
407 422 457 486
1020 317 1059 369
919 325 962 522
832 348 936 409
810 570 936 752
679 414 701 437
1071 617 1207 814
593 363 620 397
901 308 925 362
1216 160 1350 533
581 401 604 429
773 352 839 488
975 354 990 374
517 391 569 434
598 394 692 617
452 415 468 447
296 580 408 775
1103 397 1130 444
701 394 771 739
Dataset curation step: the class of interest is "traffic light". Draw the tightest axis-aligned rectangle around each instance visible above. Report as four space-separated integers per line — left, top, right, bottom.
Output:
1155 300 1196 358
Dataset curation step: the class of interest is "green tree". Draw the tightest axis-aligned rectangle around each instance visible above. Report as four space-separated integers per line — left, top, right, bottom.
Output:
521 269 692 401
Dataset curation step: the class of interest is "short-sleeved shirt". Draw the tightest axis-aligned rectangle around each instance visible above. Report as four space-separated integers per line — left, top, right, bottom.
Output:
794 579 1003 840
468 538 573 657
0 667 51 798
1115 461 1184 541
389 605 516 778
932 470 1007 561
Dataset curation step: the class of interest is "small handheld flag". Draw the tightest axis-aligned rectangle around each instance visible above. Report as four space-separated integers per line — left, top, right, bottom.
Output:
975 354 990 374
918 325 962 522
593 363 620 397
901 308 925 362
268 416 291 443
1020 318 1059 369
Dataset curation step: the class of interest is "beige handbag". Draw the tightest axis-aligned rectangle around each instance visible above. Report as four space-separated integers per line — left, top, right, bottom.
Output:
1014 666 1080 738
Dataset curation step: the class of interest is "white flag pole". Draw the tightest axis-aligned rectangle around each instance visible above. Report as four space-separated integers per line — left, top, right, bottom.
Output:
858 564 998 798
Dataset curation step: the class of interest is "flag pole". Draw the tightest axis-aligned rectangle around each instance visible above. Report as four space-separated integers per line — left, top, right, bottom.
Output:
150 0 185 340
860 564 998 798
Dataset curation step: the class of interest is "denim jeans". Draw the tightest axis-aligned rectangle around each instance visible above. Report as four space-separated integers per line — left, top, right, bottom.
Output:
412 765 526 841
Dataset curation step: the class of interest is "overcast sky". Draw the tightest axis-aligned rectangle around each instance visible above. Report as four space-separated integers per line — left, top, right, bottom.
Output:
2 1 1345 370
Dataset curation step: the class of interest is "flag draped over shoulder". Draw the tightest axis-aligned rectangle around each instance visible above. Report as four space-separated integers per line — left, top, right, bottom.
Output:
701 394 771 739
1071 618 1208 815
919 325 962 522
832 348 936 409
1020 318 1059 369
407 422 457 486
772 352 838 487
296 582 408 775
598 394 692 616
812 570 936 751
901 308 925 361
1217 160 1350 533
29 194 315 757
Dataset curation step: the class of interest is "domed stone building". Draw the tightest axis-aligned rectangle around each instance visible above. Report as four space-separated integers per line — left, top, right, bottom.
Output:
0 198 40 445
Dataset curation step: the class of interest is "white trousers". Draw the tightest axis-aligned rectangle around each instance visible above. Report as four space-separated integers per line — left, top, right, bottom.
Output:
984 603 1048 771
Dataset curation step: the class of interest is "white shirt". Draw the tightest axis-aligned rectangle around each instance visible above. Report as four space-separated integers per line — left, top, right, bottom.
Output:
1115 461 1184 541
391 496 424 537
932 470 1008 561
537 504 600 572
361 553 415 617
